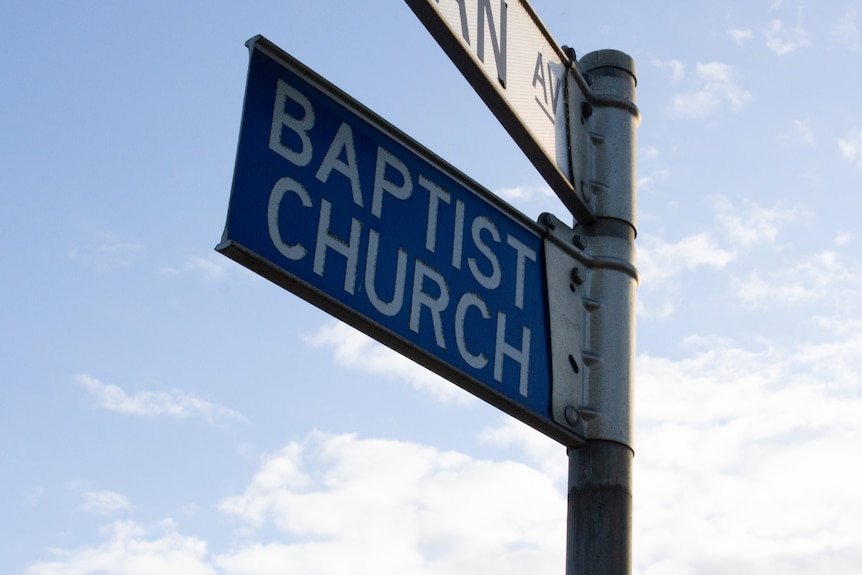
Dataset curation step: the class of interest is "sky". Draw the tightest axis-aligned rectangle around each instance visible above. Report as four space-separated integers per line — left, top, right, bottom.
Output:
2 1 862 574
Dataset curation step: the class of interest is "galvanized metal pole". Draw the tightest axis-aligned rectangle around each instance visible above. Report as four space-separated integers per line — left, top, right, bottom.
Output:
565 50 639 575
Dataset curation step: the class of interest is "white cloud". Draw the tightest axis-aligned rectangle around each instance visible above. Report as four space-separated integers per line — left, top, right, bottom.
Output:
636 295 677 321
832 8 860 50
640 145 660 160
478 418 567 485
305 321 475 405
637 233 735 287
731 250 861 307
23 486 44 505
636 231 735 319
732 269 813 305
637 168 669 193
713 197 802 248
652 58 685 81
728 28 754 44
161 254 228 281
780 118 815 145
75 374 245 424
217 431 565 575
79 490 133 514
24 520 215 575
668 62 751 118
637 196 805 318
68 231 143 272
636 231 735 318
835 231 853 246
634 326 862 573
838 128 862 169
493 184 554 203
764 10 811 55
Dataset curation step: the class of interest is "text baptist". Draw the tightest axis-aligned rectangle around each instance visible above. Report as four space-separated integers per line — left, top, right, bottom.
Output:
265 78 537 396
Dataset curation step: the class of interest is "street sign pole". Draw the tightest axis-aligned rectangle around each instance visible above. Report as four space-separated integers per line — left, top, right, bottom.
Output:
563 50 639 575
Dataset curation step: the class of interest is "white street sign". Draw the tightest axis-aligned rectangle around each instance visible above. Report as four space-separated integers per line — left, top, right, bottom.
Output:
406 0 594 222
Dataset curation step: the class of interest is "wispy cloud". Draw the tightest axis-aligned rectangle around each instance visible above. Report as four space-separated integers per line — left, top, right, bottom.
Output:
652 58 685 81
833 8 861 50
728 28 754 44
779 118 816 146
731 250 862 308
835 231 853 246
305 322 475 405
637 197 802 318
79 490 133 514
838 128 862 169
638 232 735 287
638 168 669 193
75 374 245 424
764 9 811 55
713 197 802 248
161 254 228 281
640 145 661 160
23 486 44 505
665 62 751 119
23 520 212 575
493 184 554 203
68 231 143 272
637 232 735 319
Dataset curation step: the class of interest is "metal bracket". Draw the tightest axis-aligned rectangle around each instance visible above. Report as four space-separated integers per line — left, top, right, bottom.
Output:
540 212 598 443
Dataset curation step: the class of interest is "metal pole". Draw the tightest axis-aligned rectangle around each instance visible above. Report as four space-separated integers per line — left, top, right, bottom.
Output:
565 50 639 575
567 441 633 574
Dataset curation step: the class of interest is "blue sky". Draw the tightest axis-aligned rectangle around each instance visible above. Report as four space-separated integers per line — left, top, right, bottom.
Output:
3 1 862 573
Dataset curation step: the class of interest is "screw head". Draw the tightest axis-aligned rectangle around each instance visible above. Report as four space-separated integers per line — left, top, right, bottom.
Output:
539 212 556 230
571 267 586 285
572 234 586 250
564 406 580 426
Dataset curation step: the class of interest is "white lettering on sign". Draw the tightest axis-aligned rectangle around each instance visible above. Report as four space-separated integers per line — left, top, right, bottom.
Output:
315 122 363 207
434 0 508 87
372 146 413 218
494 311 531 396
468 216 501 290
365 230 408 317
266 78 539 397
505 234 536 310
531 51 565 125
313 198 362 295
410 260 450 350
476 0 507 87
455 292 490 369
452 199 466 270
268 176 312 261
270 80 315 166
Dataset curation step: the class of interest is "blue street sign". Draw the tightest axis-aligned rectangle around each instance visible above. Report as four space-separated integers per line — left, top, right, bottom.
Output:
218 36 582 446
